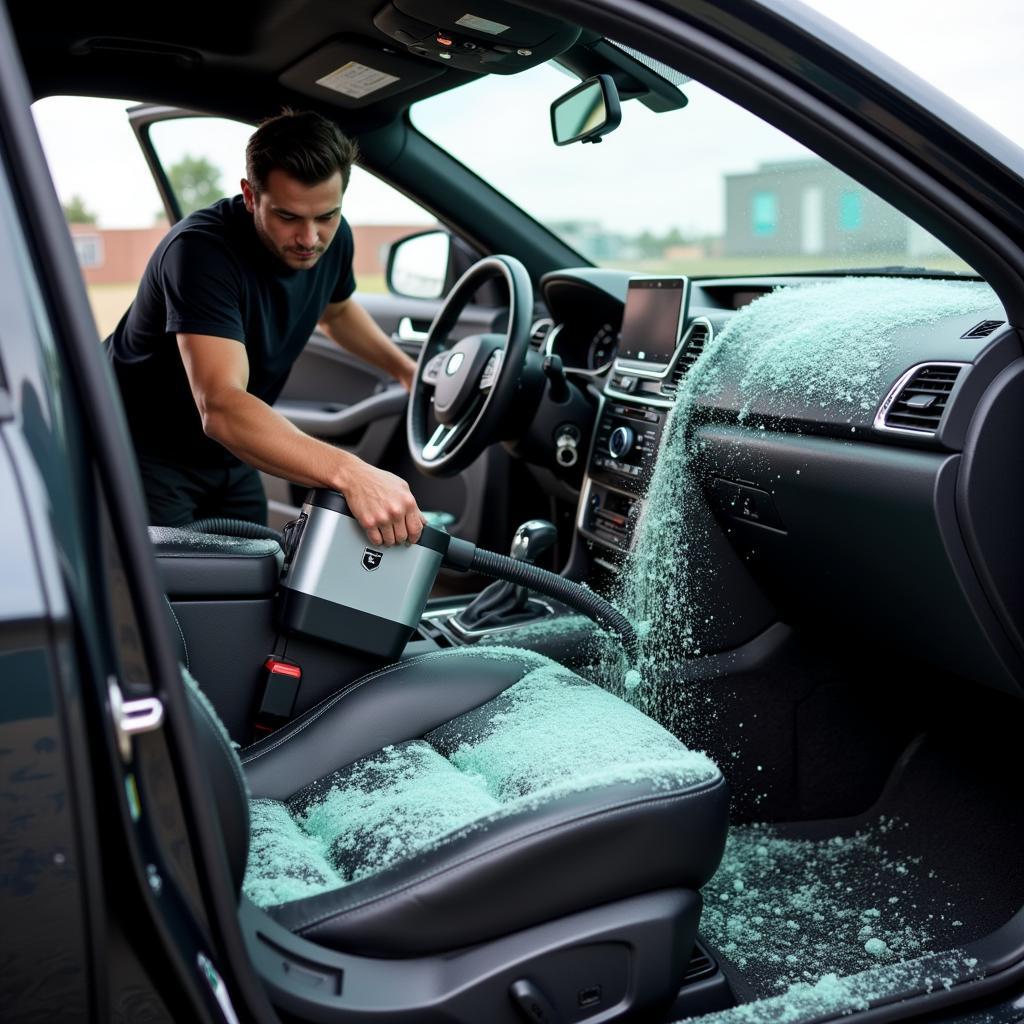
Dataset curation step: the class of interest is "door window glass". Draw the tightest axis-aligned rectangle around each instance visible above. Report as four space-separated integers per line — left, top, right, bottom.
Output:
32 96 167 338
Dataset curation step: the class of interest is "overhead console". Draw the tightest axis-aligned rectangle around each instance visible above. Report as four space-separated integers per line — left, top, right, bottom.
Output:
374 0 580 73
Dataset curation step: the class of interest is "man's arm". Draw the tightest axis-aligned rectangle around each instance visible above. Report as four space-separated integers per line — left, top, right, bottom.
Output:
317 297 418 391
176 333 424 546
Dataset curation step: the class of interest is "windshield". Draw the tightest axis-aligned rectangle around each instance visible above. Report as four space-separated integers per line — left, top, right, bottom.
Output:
411 58 974 276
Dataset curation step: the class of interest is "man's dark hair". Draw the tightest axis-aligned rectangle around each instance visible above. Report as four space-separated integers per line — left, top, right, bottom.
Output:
246 109 358 194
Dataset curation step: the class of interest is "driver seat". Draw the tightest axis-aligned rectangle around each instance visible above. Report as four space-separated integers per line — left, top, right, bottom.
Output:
186 645 728 1022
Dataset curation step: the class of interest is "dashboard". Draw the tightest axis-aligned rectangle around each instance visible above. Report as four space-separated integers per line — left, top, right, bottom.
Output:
532 267 1024 696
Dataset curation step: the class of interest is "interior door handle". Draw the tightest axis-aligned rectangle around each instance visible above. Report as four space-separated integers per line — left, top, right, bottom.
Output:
397 317 430 342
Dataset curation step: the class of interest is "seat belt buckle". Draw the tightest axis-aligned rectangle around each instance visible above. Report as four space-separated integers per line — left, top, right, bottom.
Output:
252 656 302 741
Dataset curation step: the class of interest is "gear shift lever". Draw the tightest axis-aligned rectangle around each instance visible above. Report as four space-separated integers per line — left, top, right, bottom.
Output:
510 519 558 561
452 519 557 632
509 519 558 602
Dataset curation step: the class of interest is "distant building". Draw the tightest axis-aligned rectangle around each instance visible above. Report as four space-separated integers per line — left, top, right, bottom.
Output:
724 159 945 259
69 221 170 285
550 220 640 261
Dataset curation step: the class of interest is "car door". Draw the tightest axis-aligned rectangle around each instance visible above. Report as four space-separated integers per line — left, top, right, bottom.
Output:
125 104 516 545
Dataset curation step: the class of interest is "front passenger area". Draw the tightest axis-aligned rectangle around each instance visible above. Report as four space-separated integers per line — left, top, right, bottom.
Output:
184 646 728 1021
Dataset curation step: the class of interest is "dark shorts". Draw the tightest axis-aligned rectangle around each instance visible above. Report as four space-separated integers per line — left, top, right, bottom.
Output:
136 454 268 527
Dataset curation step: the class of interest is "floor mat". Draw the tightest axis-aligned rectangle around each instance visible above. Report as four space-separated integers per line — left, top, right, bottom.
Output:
700 818 969 998
676 951 982 1024
688 729 1024 1019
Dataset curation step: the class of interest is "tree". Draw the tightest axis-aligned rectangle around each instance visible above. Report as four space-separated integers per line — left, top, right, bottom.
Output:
166 155 223 216
62 194 97 224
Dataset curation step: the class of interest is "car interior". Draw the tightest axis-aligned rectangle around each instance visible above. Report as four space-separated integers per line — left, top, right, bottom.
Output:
9 0 1024 1022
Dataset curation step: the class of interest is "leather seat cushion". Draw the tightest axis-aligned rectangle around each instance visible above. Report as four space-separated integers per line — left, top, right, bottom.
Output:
239 647 727 955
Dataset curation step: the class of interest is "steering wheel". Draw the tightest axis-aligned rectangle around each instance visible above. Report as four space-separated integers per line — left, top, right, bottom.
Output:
407 254 533 476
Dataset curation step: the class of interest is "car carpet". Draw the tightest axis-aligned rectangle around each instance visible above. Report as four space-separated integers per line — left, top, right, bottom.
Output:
678 724 1024 1021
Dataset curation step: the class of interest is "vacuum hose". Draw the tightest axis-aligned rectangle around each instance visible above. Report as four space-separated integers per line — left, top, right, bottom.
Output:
445 538 638 660
186 517 284 543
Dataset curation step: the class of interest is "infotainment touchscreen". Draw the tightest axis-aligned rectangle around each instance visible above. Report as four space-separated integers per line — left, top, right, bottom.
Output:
618 276 689 366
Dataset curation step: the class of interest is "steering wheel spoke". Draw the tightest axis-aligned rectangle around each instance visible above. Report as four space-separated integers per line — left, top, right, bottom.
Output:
479 349 503 391
422 421 463 461
422 351 447 386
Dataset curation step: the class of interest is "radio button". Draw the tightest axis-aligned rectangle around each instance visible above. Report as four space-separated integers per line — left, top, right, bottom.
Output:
608 426 635 459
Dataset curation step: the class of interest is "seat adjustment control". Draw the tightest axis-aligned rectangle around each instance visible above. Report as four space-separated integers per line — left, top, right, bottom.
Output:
510 978 563 1024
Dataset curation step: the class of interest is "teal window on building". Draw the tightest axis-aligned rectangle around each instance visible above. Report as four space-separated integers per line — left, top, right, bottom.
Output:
840 191 863 231
751 191 777 237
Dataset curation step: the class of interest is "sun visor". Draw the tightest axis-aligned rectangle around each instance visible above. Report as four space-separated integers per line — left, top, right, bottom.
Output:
374 0 580 74
279 38 444 108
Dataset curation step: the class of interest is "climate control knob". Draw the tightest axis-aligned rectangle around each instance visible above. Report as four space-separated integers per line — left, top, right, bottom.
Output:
608 425 635 459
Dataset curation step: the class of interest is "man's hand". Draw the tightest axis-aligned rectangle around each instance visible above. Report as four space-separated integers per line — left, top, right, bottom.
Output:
395 355 417 393
340 461 425 547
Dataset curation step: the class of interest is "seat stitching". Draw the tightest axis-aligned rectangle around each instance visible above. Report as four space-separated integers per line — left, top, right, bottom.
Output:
290 773 726 935
164 597 189 671
240 649 541 765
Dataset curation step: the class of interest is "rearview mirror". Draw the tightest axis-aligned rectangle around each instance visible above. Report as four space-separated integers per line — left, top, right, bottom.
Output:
550 74 622 146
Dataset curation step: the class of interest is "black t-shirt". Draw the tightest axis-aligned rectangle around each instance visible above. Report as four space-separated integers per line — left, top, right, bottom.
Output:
108 195 356 466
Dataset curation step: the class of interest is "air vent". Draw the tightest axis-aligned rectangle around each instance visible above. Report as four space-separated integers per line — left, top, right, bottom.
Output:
882 364 961 433
529 318 554 350
961 319 1005 339
661 322 710 396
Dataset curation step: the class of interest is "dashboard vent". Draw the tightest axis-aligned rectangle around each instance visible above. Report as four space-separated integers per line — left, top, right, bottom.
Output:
883 365 961 433
661 322 710 397
961 319 1005 339
529 318 554 350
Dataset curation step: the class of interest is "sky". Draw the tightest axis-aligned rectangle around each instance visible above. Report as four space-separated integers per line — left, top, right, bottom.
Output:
30 0 1024 234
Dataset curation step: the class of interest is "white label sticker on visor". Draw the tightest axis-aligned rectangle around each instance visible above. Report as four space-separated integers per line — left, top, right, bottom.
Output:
317 62 400 99
455 13 510 34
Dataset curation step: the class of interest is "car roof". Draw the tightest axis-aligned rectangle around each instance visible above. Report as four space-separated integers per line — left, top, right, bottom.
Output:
10 0 585 132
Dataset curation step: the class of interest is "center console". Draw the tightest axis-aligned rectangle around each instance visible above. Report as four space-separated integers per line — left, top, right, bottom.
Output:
576 276 711 563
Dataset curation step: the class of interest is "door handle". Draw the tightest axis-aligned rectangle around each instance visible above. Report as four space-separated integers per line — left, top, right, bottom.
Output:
397 316 430 343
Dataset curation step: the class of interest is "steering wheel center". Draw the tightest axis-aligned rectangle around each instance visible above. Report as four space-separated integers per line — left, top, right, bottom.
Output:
433 334 503 425
407 254 533 476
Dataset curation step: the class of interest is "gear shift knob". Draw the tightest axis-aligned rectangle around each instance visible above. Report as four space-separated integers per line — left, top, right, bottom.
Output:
510 519 558 564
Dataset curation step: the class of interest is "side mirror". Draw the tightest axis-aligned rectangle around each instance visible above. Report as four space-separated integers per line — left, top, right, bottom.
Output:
550 74 622 146
386 230 451 299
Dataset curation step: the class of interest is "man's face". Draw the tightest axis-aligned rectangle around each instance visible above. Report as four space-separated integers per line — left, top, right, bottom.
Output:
241 168 343 271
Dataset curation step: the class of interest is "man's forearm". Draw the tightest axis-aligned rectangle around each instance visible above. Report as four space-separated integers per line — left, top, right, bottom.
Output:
201 387 424 546
177 330 423 545
319 299 417 388
203 387 359 491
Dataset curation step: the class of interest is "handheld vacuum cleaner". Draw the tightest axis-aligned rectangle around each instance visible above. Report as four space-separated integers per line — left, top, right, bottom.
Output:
276 489 637 661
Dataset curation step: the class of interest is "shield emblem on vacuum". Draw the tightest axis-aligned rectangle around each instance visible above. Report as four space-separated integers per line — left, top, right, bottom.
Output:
362 547 384 572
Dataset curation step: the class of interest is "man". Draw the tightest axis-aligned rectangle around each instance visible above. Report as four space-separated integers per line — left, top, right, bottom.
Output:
107 109 425 547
